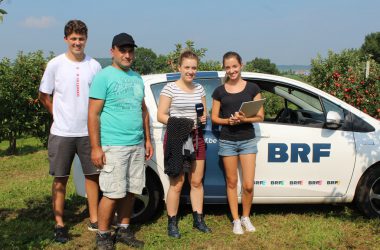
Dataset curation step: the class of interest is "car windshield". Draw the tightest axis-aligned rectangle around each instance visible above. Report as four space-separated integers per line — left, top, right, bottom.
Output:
276 86 323 113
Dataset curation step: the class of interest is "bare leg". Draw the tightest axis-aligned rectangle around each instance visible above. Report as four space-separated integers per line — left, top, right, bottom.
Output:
98 196 117 231
84 174 99 223
52 176 69 227
116 193 135 224
239 153 256 217
188 160 205 213
166 173 185 216
223 156 239 221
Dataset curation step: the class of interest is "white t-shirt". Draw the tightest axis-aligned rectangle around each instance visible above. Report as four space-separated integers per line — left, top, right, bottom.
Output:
39 53 101 137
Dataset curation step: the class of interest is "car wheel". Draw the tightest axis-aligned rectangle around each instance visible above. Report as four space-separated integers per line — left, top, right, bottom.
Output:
131 169 163 223
355 166 380 218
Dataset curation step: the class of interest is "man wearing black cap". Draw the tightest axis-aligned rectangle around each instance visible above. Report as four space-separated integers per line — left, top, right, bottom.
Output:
88 33 153 249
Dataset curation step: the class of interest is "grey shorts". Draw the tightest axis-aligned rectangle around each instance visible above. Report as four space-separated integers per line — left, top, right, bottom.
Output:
48 134 98 177
100 143 146 199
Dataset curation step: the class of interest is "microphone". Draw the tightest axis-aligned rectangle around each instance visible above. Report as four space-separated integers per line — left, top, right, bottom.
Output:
195 103 204 118
195 103 204 129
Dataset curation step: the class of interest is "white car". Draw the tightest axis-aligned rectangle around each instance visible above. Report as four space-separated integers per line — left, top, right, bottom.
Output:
74 71 380 222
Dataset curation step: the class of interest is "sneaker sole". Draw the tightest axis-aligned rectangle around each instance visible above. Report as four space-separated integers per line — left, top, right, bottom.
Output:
87 226 99 232
54 239 68 244
242 224 256 232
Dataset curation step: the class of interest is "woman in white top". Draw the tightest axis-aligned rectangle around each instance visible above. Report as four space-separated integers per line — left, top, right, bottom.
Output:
157 50 211 238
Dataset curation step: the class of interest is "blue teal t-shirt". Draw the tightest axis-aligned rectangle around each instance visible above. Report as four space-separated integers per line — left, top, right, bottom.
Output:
90 66 144 146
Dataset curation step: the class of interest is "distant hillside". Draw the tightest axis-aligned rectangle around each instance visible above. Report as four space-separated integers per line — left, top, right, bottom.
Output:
96 58 112 68
277 65 311 72
95 58 310 74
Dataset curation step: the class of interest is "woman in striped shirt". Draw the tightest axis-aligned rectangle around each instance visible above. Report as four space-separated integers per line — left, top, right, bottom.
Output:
157 50 211 238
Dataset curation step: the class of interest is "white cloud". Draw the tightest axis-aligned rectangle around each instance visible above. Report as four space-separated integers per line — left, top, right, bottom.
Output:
21 16 57 29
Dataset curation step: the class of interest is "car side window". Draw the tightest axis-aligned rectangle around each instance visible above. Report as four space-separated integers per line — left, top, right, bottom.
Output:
150 77 222 116
321 98 345 119
150 82 166 107
193 78 222 115
254 80 325 127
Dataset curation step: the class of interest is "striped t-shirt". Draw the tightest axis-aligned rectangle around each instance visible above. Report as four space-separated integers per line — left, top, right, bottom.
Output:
160 81 206 124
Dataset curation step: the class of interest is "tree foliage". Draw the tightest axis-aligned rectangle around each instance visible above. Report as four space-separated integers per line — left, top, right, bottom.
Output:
154 54 172 73
106 41 219 74
166 40 207 72
0 51 52 154
132 47 158 75
245 57 280 75
361 32 380 64
0 0 7 23
0 58 12 144
198 60 222 71
135 41 220 73
308 49 380 119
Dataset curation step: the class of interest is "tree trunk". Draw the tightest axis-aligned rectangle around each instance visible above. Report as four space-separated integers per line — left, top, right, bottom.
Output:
7 134 17 155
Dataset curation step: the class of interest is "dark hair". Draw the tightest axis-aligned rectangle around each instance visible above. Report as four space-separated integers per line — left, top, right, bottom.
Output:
178 50 199 66
222 51 243 82
222 51 242 68
64 20 88 37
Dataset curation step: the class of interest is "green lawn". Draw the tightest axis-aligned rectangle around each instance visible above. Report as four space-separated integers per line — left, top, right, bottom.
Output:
1 138 380 249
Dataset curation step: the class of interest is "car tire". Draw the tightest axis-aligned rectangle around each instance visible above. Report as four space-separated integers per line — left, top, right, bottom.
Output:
355 166 380 218
131 169 163 223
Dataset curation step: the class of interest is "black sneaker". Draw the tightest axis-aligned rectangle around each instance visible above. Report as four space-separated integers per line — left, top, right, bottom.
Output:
96 232 114 250
115 227 144 248
88 221 99 231
54 225 69 243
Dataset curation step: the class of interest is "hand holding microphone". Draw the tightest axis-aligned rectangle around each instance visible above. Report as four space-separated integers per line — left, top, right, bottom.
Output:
195 103 205 129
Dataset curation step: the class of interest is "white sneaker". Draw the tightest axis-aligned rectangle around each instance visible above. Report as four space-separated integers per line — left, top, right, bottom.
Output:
241 216 256 232
232 219 244 235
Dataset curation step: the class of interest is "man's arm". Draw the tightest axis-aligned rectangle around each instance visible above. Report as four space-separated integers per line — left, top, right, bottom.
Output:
88 98 106 168
142 100 153 160
38 92 53 115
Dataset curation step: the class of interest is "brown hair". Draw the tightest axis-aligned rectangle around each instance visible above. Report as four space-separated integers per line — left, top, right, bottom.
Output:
64 20 88 37
178 50 199 66
222 51 242 68
222 51 243 83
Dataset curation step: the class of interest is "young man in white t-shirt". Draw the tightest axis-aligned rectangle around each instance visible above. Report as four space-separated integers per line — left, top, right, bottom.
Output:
38 20 102 243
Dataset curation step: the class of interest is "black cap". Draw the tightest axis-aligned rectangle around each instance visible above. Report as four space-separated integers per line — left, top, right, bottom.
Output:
112 33 137 48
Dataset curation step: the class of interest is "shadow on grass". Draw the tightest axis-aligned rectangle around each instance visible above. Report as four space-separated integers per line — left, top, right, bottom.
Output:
0 144 45 157
0 197 372 249
0 193 87 249
175 203 368 223
129 199 166 236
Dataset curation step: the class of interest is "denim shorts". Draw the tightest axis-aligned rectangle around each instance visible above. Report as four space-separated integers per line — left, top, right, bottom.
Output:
99 143 145 199
218 138 258 156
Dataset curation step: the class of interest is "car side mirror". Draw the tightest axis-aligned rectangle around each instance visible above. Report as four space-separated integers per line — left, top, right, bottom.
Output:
325 111 343 129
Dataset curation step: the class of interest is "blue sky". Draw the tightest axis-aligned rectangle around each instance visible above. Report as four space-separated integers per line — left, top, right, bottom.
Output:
1 0 379 65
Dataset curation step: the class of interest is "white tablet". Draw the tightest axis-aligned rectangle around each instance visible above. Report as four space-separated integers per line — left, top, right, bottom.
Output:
239 98 266 118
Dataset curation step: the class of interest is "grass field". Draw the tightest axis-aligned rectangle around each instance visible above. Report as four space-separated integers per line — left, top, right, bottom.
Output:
1 138 380 249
